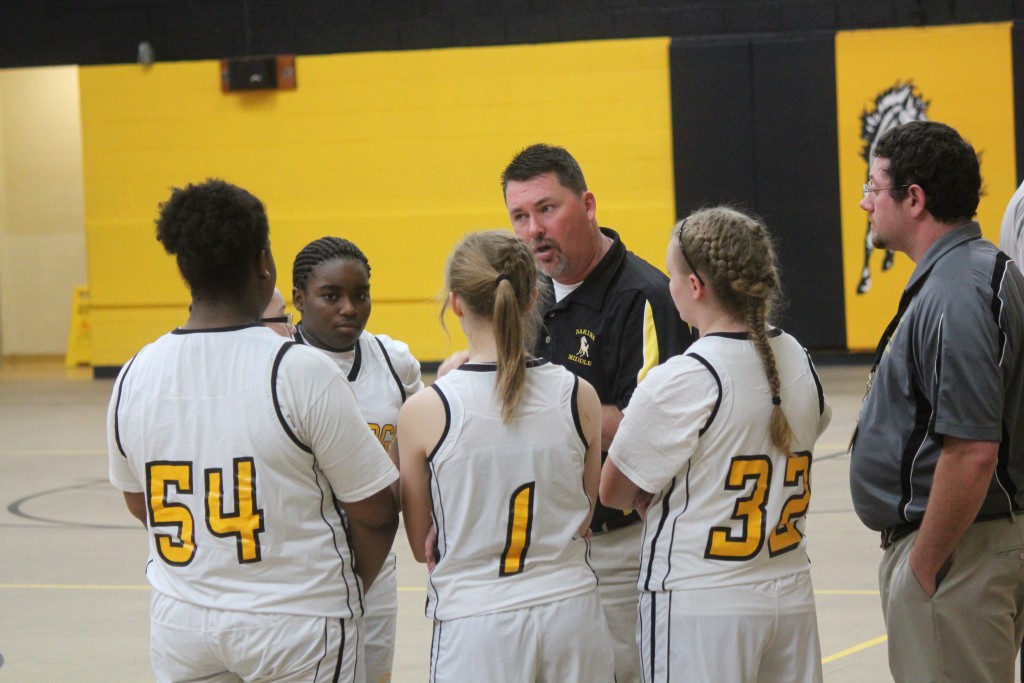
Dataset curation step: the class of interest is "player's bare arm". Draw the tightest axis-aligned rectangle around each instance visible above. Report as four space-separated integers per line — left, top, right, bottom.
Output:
342 485 399 591
398 388 446 564
599 458 653 515
909 436 998 596
600 404 623 452
578 378 603 535
122 491 147 527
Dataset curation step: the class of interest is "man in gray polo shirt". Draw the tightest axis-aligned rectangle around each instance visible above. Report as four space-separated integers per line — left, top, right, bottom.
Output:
850 120 1024 683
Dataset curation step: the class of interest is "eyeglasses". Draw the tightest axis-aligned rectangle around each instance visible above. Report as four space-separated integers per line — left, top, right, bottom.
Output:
260 313 293 326
862 183 909 197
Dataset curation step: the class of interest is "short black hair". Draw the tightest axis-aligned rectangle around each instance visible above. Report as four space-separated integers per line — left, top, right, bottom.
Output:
292 236 371 292
873 121 981 224
501 144 588 196
155 179 269 299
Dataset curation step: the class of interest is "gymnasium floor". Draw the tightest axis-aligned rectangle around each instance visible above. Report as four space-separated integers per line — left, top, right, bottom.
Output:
1 356 898 681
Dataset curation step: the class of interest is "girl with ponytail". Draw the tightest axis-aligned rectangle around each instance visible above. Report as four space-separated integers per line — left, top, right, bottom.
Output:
398 230 615 682
601 207 832 682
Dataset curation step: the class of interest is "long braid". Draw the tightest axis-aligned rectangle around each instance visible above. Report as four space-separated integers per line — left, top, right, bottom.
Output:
745 298 795 454
676 207 795 455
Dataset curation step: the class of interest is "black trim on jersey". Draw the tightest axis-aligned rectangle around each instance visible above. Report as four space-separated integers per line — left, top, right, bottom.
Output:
805 349 827 416
319 474 361 617
313 617 344 683
270 342 313 454
648 592 658 682
642 476 677 592
169 322 264 334
426 458 448 616
570 375 587 450
456 358 546 372
663 462 692 590
686 352 722 436
374 335 407 402
347 339 362 382
112 352 139 459
332 617 345 683
429 621 443 682
426 385 451 463
703 328 783 341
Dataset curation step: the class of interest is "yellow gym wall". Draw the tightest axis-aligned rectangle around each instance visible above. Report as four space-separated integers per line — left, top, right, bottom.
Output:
835 22 1016 352
81 37 675 367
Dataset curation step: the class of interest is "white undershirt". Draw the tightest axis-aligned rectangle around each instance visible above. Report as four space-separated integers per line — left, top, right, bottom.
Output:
551 279 583 302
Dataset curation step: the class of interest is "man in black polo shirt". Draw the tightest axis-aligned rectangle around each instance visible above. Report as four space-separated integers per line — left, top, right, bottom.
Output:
502 144 693 683
850 121 1024 682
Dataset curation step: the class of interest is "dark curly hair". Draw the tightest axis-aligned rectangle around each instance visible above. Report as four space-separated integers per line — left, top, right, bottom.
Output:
292 236 371 292
155 179 269 299
501 144 588 197
873 121 981 224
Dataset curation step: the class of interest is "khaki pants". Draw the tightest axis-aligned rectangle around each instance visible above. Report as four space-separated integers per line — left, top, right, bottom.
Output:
880 515 1024 683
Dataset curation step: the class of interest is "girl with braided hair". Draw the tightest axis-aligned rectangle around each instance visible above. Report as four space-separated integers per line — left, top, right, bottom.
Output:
291 235 422 683
398 230 614 682
601 207 832 683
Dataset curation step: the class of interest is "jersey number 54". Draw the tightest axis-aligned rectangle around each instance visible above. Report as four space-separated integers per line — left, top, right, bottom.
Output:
146 458 266 567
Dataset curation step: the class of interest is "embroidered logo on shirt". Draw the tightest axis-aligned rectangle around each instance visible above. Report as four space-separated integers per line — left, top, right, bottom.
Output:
568 329 595 366
577 336 590 357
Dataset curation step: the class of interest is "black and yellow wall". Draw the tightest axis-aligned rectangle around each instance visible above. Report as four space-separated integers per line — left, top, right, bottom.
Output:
673 21 1017 351
77 19 1022 372
81 39 678 368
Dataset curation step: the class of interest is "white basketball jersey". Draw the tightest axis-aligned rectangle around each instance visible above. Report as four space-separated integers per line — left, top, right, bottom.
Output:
294 328 422 450
426 360 598 620
107 325 398 618
609 331 831 591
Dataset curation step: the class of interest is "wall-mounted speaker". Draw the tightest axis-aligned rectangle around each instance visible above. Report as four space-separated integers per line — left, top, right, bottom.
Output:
220 55 296 92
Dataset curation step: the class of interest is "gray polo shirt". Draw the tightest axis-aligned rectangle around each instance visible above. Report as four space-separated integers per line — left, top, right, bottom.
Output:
850 222 1024 532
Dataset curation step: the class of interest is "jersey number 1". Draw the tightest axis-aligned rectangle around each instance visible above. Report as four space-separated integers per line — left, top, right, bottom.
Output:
500 482 536 576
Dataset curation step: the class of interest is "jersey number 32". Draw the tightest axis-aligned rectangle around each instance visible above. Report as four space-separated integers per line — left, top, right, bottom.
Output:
704 452 811 561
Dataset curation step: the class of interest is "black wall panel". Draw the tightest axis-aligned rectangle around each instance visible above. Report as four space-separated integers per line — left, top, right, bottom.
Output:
750 35 846 349
1013 22 1024 184
2 1 1021 68
670 40 757 212
670 33 846 350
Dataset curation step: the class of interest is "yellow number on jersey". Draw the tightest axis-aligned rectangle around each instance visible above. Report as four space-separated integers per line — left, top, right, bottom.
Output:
206 457 265 563
705 455 771 560
147 462 196 566
500 482 536 576
705 452 812 561
768 452 811 556
145 458 266 566
368 423 397 451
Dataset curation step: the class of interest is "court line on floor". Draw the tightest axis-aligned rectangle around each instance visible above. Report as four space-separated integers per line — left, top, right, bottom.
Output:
0 583 428 592
0 449 106 457
822 635 888 664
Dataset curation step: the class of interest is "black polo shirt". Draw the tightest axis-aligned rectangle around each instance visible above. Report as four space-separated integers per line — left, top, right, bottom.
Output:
535 227 694 530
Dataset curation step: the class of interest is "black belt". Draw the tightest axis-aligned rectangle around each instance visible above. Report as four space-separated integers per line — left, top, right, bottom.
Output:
881 509 1024 550
590 511 641 534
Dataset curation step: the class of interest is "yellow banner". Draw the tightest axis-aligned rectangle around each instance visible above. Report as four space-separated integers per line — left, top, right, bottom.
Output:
835 22 1016 351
